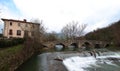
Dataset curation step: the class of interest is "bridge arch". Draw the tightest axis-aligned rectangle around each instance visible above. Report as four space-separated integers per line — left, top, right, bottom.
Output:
70 43 78 48
94 44 101 48
84 41 91 46
104 43 110 48
67 43 78 50
83 41 93 50
54 43 65 51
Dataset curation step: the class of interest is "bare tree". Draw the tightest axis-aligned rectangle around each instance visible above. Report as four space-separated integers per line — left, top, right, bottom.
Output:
77 23 87 36
45 31 58 41
61 21 87 40
30 19 46 43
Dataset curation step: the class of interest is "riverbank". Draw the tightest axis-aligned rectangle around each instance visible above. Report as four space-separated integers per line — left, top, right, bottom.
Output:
0 45 24 71
0 43 35 71
0 37 45 71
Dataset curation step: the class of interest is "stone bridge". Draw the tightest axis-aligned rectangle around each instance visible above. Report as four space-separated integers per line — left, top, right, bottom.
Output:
42 40 111 49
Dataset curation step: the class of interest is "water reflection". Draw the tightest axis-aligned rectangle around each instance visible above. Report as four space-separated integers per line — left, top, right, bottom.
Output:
68 45 75 50
55 45 64 51
16 53 49 71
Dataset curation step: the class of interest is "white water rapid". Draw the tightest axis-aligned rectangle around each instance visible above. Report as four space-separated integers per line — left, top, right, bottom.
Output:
63 52 120 71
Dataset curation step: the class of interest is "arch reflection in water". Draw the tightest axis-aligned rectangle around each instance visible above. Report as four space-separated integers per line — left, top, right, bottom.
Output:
54 43 65 51
68 45 75 50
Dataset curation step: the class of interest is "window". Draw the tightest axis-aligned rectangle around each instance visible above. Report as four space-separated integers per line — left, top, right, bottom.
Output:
17 30 21 36
10 22 12 26
18 23 20 26
9 29 13 35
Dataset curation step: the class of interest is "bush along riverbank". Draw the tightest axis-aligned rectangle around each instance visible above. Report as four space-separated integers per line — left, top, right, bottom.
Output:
0 38 24 48
0 38 40 71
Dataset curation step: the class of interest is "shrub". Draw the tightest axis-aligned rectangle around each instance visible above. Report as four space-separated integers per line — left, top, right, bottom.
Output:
0 38 25 48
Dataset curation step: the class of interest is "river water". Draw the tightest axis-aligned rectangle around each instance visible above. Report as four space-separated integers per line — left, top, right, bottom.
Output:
16 49 120 71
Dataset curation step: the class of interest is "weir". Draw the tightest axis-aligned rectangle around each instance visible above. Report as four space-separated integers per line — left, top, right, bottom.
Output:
63 50 120 71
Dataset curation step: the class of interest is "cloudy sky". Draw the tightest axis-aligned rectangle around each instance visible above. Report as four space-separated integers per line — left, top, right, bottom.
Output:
0 0 120 33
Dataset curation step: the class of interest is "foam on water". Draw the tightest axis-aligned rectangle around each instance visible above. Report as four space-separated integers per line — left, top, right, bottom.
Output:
63 56 97 71
63 52 120 71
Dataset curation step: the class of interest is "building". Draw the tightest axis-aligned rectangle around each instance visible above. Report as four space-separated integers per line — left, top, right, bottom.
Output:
1 18 40 38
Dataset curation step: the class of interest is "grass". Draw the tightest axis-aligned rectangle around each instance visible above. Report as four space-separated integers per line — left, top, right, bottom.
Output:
0 45 23 58
0 45 23 71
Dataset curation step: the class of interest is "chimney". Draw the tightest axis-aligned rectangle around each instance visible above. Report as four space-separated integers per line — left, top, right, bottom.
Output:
23 19 27 22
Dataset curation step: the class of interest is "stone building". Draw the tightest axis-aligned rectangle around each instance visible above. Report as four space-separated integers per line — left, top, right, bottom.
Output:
1 18 40 38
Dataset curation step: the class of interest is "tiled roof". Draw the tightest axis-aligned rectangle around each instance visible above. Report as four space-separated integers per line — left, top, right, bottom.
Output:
1 18 40 25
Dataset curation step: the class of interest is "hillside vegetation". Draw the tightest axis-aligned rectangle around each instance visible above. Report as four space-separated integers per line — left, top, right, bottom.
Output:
85 20 120 46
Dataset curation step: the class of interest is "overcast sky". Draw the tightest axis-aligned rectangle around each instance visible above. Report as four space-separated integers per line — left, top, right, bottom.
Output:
0 0 120 33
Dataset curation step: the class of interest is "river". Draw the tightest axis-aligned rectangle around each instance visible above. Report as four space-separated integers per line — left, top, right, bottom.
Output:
16 49 120 71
